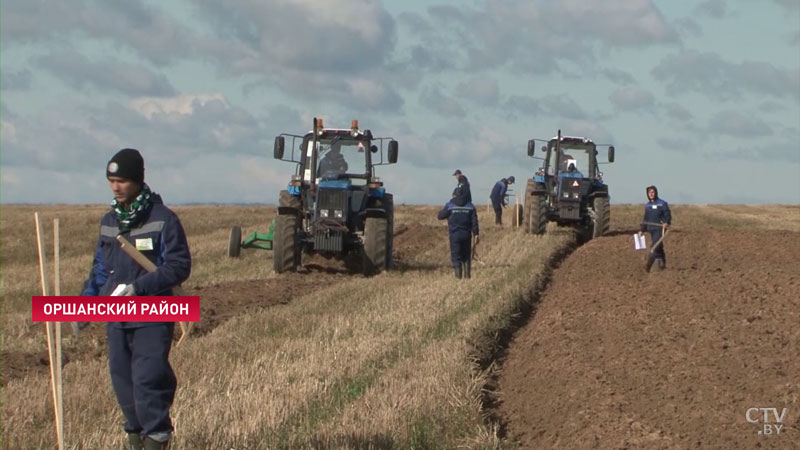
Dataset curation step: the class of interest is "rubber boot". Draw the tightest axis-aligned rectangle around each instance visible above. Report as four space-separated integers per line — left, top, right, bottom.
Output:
657 258 666 270
143 437 169 450
127 433 144 450
463 261 471 279
645 255 654 273
454 265 462 279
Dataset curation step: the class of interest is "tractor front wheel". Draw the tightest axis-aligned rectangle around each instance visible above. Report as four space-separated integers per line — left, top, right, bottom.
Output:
592 196 610 238
363 216 388 275
273 214 299 273
529 195 548 235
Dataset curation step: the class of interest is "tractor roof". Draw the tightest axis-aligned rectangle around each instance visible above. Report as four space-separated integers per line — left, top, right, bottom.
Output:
305 119 372 141
551 135 596 146
304 129 371 141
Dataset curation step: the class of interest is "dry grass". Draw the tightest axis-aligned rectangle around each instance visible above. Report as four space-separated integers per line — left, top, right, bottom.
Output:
610 203 800 232
2 202 791 449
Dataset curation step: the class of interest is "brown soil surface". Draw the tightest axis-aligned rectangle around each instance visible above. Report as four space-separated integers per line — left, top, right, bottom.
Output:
497 228 800 449
0 221 443 386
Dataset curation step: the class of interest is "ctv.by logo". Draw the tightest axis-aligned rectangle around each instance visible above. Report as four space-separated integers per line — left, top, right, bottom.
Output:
746 407 787 435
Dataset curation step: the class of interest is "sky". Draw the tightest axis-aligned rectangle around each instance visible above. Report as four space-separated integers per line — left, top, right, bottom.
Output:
2 0 799 206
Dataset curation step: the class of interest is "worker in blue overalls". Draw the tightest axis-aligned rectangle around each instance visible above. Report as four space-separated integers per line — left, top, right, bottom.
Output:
489 176 515 226
438 191 480 279
80 148 191 450
639 185 671 272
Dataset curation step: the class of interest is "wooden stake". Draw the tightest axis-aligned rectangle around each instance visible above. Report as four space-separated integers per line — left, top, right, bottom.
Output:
35 212 50 297
35 213 64 450
53 218 64 450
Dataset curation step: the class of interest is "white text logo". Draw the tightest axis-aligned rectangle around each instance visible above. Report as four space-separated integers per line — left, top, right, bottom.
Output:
746 407 787 436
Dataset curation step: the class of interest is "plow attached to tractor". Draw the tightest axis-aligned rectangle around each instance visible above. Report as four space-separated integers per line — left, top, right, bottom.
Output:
227 220 275 258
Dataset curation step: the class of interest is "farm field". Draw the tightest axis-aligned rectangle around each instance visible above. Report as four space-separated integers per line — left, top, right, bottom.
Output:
497 204 800 449
1 203 798 449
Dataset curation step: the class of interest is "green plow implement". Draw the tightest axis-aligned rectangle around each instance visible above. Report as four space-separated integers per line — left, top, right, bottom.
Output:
228 219 275 257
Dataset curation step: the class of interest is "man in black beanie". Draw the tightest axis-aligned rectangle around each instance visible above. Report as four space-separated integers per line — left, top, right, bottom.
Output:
80 148 191 450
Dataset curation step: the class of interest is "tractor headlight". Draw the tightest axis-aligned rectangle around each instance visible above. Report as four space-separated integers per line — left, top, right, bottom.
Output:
573 192 580 199
320 209 329 218
333 209 343 219
563 192 569 198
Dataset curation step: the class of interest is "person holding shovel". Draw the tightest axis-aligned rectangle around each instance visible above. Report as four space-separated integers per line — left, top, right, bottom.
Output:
80 148 191 450
438 190 480 279
639 185 671 272
489 176 515 226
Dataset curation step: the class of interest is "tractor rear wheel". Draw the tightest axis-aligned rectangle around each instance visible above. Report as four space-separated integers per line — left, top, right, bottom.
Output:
529 195 548 235
228 226 242 258
592 196 610 238
523 180 535 233
383 194 394 270
363 216 388 275
273 215 299 273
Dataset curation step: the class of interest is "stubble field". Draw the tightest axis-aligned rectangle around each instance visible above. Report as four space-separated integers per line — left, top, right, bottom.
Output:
1 203 797 449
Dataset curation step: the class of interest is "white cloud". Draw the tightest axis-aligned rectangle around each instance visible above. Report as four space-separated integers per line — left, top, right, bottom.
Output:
419 85 466 117
652 50 800 102
35 50 177 96
540 95 589 120
2 1 194 66
662 102 693 121
455 76 500 107
609 87 656 111
694 0 728 19
1 120 17 143
420 0 678 73
185 0 403 110
707 110 773 137
0 68 32 91
130 94 227 119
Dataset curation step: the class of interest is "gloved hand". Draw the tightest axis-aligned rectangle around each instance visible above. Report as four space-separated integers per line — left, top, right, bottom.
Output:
120 284 137 296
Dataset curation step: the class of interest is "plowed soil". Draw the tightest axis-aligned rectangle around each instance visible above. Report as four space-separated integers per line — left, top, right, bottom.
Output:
497 226 800 448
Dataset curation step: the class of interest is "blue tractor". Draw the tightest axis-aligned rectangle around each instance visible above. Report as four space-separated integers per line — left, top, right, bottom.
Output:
272 118 398 274
524 130 615 239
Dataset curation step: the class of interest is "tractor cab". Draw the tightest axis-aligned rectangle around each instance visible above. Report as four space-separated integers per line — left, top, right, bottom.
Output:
541 136 600 209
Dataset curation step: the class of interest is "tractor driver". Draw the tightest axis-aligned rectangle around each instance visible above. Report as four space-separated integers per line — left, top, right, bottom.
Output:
318 141 349 179
563 154 578 173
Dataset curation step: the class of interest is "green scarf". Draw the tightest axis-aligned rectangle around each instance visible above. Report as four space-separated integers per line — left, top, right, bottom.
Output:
111 184 154 229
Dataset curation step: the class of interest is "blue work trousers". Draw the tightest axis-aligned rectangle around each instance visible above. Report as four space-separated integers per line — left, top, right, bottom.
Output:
647 227 667 266
449 230 472 268
107 323 176 437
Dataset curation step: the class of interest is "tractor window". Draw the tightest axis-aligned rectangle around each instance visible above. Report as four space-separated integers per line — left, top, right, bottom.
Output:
546 149 558 176
559 149 591 177
317 140 368 183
